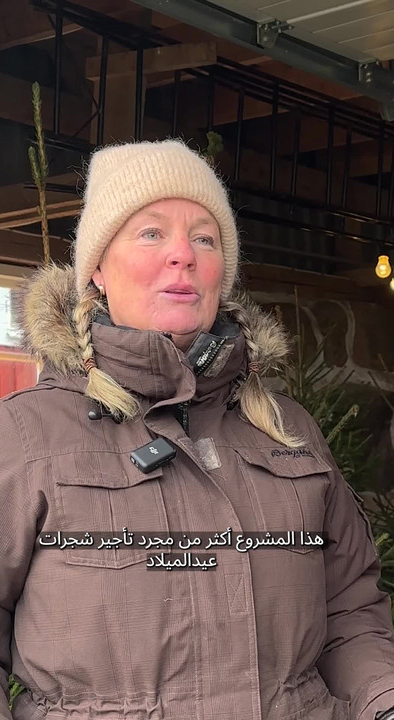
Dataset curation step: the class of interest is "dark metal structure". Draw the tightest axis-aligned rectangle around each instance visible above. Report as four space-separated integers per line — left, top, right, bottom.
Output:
126 0 394 120
24 0 394 274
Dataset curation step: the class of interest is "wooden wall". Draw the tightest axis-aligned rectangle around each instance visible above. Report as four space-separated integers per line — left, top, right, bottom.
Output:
0 345 37 398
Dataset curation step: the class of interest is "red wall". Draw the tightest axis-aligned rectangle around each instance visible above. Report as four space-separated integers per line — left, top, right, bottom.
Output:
0 346 37 398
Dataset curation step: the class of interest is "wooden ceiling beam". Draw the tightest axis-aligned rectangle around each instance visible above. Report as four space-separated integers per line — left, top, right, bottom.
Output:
177 82 282 126
85 41 217 81
242 263 393 304
341 267 391 287
0 174 78 215
0 72 89 133
253 59 361 101
315 139 394 178
0 0 78 51
176 84 369 158
0 199 81 231
151 11 184 29
0 0 147 51
0 229 71 265
242 262 359 297
217 146 389 219
223 111 378 158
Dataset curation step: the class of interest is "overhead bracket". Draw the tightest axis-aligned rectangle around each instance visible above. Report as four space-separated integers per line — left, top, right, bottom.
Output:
359 61 394 121
32 0 394 111
257 19 293 49
358 60 381 86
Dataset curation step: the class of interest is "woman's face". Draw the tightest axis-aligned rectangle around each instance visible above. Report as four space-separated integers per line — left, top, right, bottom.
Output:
92 198 224 351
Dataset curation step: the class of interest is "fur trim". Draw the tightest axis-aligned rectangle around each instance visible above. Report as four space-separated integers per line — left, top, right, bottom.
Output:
15 263 290 378
227 291 289 374
16 262 84 375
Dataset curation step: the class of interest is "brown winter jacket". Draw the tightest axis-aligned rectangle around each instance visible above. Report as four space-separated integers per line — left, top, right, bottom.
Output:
1 264 394 720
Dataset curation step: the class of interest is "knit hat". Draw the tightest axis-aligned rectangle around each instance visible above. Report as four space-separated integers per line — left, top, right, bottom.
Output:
73 139 240 300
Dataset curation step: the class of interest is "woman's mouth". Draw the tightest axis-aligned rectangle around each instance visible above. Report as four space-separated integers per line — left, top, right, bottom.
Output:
161 291 200 302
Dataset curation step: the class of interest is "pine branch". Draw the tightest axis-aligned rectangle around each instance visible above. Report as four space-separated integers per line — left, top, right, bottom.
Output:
28 82 50 265
202 131 224 167
325 404 359 446
32 82 48 180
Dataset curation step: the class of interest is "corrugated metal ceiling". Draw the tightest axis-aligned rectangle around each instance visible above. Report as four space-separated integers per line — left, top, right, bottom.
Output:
210 0 394 63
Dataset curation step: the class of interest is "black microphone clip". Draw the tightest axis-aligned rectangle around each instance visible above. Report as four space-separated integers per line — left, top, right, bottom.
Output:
88 403 121 424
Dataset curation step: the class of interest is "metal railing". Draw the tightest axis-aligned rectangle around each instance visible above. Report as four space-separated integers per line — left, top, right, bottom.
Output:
25 0 394 274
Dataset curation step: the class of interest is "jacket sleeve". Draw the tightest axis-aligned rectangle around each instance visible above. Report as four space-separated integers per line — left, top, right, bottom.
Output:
0 400 40 720
308 416 394 720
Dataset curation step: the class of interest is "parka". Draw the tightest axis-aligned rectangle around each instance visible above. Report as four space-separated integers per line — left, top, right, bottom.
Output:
1 263 394 720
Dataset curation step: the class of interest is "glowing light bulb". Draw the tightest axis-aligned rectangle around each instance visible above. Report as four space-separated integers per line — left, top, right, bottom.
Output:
375 255 392 279
390 277 394 291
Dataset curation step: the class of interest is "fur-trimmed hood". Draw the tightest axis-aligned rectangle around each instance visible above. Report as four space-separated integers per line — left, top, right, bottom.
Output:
15 263 290 398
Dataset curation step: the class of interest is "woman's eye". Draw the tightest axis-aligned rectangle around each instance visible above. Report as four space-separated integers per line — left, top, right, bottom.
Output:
196 235 214 246
142 229 160 240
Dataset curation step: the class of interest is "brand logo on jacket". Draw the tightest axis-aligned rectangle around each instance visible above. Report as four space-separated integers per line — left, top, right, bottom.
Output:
270 448 314 459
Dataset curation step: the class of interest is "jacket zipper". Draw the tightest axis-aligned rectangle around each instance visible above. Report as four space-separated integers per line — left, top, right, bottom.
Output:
161 332 191 435
176 337 228 433
175 400 191 435
172 334 228 435
194 337 227 376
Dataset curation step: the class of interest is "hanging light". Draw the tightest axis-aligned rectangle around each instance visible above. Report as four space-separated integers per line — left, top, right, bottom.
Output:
375 255 392 279
390 277 394 291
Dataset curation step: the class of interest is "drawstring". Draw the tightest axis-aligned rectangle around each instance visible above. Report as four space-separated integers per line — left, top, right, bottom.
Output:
248 362 261 374
84 357 96 373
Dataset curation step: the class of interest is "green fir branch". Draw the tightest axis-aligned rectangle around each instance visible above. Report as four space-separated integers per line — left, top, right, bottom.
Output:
276 289 394 620
28 82 50 265
32 82 48 180
201 131 224 166
325 404 359 446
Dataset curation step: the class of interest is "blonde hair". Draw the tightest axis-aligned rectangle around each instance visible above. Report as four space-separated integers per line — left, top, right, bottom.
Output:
73 286 303 447
219 292 305 448
73 285 141 422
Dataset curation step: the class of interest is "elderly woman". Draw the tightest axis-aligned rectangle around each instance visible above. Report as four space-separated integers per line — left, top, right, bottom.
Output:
1 140 394 720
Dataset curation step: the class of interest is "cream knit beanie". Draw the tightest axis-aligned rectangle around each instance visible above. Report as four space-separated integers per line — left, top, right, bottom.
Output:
74 139 240 300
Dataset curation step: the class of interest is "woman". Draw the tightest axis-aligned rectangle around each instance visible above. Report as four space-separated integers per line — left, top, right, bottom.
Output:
1 139 394 720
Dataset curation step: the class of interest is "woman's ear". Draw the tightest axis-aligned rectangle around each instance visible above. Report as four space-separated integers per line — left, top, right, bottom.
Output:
92 266 104 290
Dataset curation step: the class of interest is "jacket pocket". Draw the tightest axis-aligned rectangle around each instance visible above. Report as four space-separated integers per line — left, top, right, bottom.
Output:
278 666 350 719
52 451 170 569
234 445 332 554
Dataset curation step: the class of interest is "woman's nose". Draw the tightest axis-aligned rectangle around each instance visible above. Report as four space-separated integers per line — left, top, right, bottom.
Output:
165 236 197 269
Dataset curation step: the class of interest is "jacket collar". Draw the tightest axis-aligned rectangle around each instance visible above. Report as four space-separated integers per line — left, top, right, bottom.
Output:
88 312 246 406
16 263 289 408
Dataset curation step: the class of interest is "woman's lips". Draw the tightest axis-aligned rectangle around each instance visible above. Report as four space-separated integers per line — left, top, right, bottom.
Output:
161 291 200 303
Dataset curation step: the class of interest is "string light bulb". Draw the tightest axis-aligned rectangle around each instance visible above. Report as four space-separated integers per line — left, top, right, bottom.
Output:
375 255 392 279
390 277 394 291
